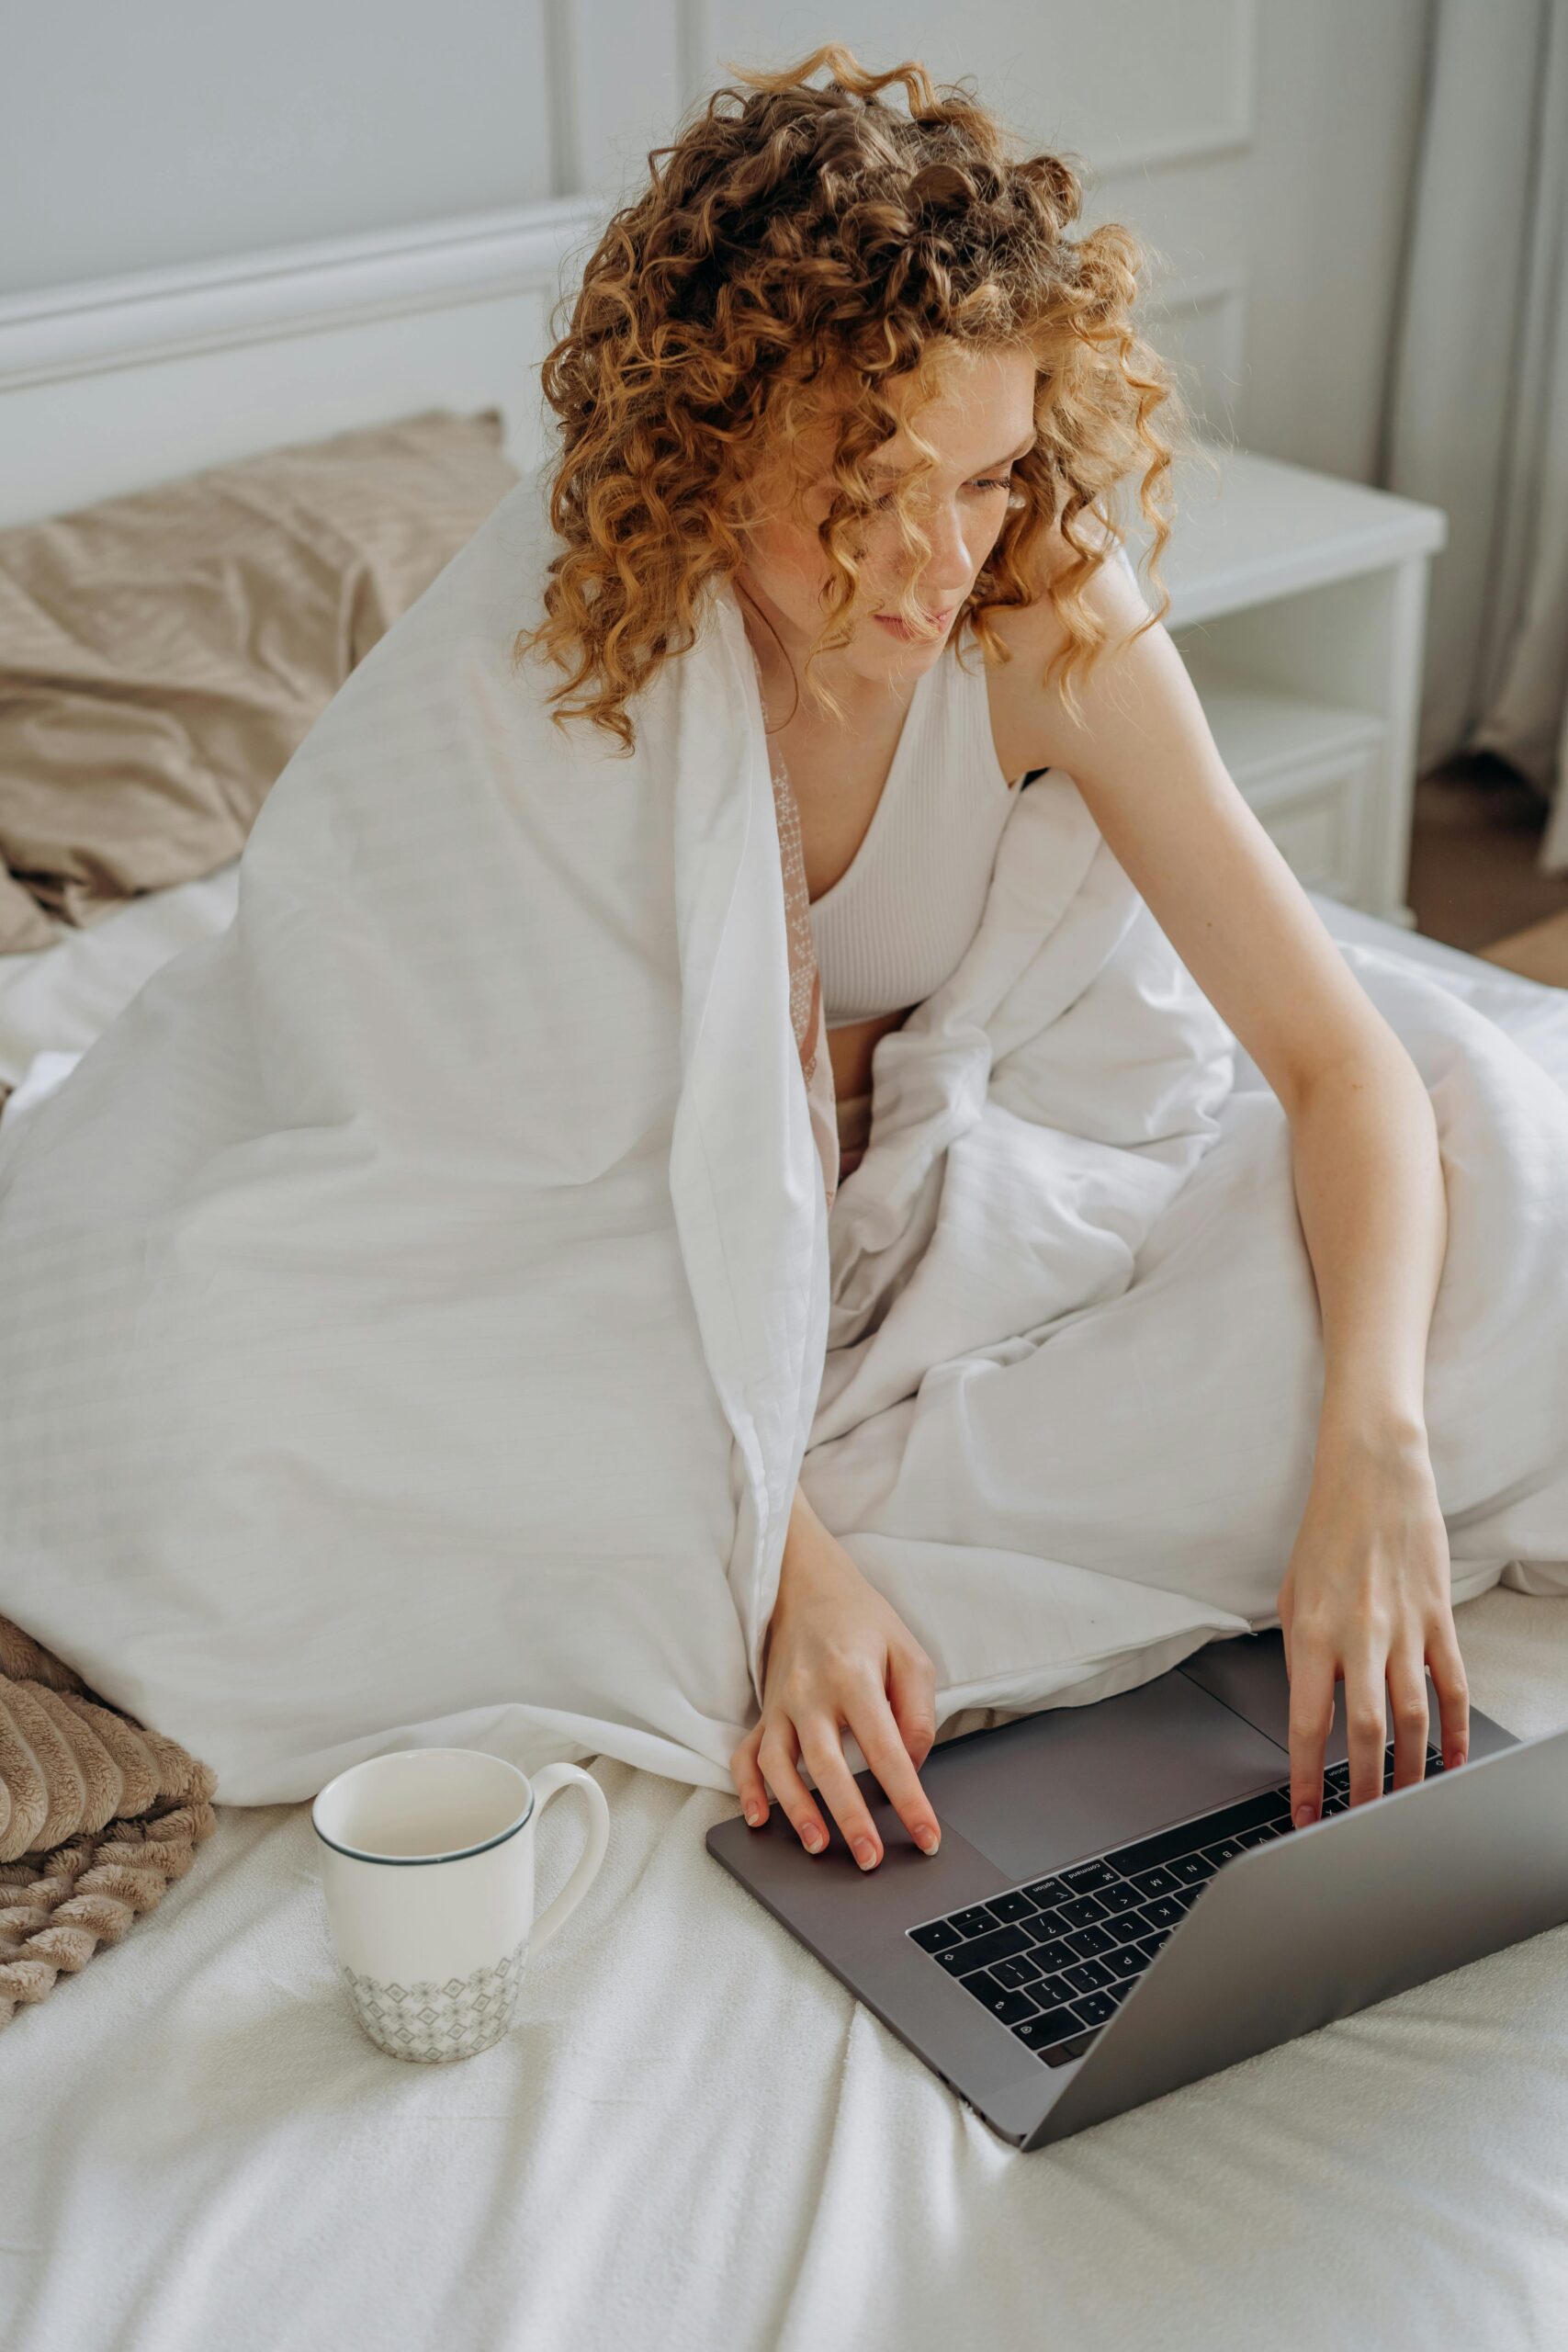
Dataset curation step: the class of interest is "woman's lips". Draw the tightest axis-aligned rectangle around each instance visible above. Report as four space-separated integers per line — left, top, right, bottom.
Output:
874 609 953 639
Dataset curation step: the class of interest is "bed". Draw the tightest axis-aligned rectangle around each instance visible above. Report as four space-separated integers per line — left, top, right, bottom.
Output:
4 209 1568 2352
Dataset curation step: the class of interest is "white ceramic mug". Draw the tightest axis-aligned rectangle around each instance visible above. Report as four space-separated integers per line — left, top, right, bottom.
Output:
311 1747 610 2063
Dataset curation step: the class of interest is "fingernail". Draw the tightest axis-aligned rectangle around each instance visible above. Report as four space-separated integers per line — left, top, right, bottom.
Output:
915 1825 941 1854
853 1838 878 1871
744 1802 763 1826
803 1826 825 1853
1294 1803 1315 1829
1447 1748 1466 1770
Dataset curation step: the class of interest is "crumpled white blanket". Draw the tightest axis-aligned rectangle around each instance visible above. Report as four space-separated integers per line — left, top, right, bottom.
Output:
1 469 1566 1811
802 878 1568 1747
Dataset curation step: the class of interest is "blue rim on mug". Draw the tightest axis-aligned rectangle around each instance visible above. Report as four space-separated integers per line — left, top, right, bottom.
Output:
311 1747 536 1868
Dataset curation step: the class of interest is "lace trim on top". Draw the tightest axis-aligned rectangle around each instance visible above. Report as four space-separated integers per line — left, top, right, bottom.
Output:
745 637 843 1209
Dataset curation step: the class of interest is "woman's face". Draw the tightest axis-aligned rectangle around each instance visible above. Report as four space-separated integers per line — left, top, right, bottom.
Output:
736 342 1038 699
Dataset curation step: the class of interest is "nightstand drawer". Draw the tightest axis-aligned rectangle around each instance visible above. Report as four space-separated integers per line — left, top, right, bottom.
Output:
1244 749 1378 900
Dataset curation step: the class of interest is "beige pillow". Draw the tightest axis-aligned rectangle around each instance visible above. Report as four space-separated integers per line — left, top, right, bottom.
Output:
0 407 520 944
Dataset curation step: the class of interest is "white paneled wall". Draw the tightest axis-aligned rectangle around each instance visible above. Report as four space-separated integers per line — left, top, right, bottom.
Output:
1 0 1429 482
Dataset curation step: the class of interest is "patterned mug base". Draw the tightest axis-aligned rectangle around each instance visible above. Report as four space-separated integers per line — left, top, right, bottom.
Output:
341 1936 528 2063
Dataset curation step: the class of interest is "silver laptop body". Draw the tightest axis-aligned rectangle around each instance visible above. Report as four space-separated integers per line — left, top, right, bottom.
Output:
706 1629 1568 2149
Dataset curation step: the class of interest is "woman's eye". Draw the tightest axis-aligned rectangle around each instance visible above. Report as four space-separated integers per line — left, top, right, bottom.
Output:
868 475 1015 514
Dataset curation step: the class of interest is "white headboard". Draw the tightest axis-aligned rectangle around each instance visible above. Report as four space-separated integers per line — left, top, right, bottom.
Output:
0 198 607 529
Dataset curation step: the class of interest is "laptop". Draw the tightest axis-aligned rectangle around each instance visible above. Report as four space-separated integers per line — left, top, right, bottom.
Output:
706 1627 1568 2149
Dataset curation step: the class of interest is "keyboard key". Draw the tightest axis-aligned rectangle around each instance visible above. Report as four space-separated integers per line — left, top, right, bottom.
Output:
1030 1936 1080 1973
1133 1932 1167 1962
1127 1866 1181 1901
1167 1885 1202 1915
990 1954 1043 1989
932 1923 1031 1974
1232 1825 1276 1849
1061 1957 1114 1995
1027 1904 1068 1938
1072 1991 1119 2028
1060 1860 1120 1895
1098 1880 1147 1914
1055 1894 1110 1930
1012 2006 1081 2052
1102 1942 1145 1982
1102 1784 1295 1879
1048 2031 1100 2069
984 1890 1038 1925
1138 1895 1185 1932
1201 1838 1243 1865
1105 1908 1153 1947
950 1905 1000 1939
1168 1852 1216 1887
1062 1925 1116 1960
966 1976 1042 2025
1033 1969 1079 2006
909 1918 964 1954
1022 1876 1073 1908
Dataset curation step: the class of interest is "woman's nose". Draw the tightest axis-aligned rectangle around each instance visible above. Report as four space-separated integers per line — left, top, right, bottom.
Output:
919 500 986 594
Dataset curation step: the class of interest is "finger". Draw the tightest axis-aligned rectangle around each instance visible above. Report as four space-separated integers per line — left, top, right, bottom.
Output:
1386 1644 1429 1791
757 1717 830 1853
796 1707 889 1871
729 1724 771 1827
1277 1573 1294 1683
1287 1636 1336 1827
852 1668 942 1857
1345 1648 1390 1807
885 1644 939 1775
1427 1616 1471 1771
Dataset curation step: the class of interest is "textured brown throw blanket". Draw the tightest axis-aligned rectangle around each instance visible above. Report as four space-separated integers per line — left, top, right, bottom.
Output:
0 1614 216 2032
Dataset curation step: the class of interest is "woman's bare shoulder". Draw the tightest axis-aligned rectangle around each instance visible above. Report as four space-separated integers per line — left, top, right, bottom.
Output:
981 512 1145 779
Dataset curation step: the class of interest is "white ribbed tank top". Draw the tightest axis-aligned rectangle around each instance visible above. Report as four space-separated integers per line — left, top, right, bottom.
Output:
807 633 1022 1027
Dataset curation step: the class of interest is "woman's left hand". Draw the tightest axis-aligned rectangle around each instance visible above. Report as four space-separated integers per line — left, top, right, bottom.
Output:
1275 1419 1470 1829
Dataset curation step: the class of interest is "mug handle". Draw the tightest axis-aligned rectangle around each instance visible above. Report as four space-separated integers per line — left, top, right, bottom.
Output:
527 1761 611 1957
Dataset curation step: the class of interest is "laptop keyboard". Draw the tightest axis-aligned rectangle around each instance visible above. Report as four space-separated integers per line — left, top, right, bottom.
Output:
908 1741 1447 2068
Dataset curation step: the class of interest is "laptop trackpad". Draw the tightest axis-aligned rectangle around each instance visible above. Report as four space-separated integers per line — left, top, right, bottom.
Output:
926 1666 1290 1883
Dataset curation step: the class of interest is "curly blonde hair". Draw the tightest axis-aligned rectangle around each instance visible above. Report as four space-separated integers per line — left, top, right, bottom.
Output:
514 42 1201 753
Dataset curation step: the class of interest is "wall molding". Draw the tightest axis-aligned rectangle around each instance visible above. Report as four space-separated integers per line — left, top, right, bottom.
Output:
0 198 607 390
1066 0 1258 182
542 0 588 198
1158 266 1250 396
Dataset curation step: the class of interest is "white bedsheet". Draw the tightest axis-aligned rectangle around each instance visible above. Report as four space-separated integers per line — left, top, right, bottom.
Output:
6 836 1568 2351
2 1578 1567 2352
0 857 241 1095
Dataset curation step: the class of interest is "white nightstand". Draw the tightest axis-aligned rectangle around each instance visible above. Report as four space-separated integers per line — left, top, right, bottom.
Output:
1119 445 1448 925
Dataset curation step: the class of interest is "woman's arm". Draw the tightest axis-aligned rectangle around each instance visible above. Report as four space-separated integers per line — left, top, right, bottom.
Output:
1276 1036 1470 1819
998 542 1471 1819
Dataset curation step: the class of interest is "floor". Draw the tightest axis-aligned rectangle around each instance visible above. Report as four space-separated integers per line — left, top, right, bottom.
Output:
1406 752 1568 986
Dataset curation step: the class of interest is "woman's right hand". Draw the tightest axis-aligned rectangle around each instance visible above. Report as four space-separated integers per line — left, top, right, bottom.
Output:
728 1485 942 1871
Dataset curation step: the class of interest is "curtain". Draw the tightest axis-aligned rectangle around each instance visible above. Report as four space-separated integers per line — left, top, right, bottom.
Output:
1382 0 1568 873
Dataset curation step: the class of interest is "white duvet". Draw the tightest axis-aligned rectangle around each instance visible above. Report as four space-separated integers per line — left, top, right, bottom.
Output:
2 471 1567 1815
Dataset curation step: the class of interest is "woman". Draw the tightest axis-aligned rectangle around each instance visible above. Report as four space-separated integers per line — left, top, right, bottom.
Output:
517 47 1475 1878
